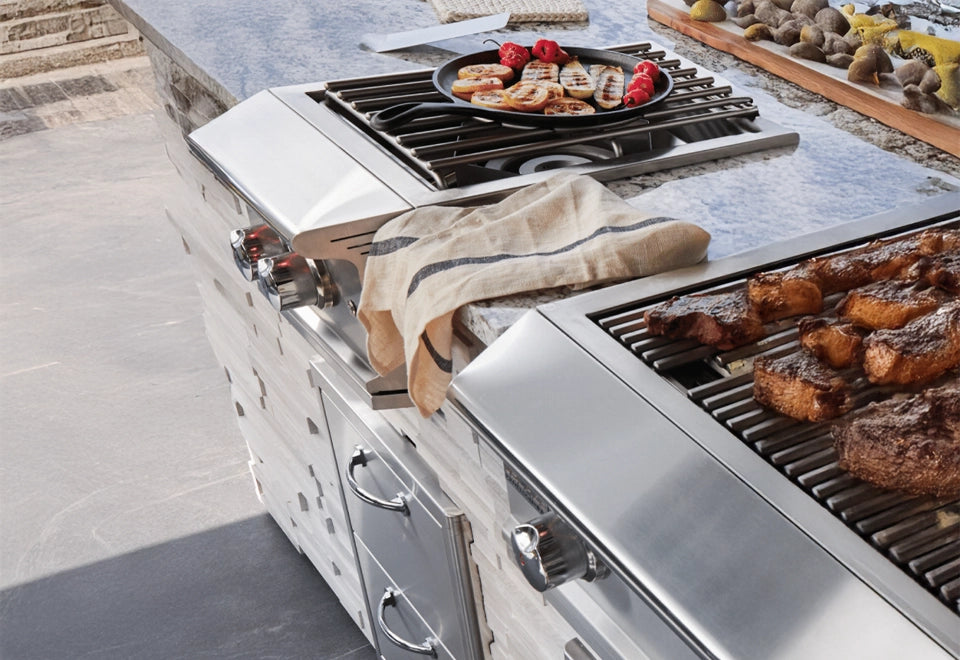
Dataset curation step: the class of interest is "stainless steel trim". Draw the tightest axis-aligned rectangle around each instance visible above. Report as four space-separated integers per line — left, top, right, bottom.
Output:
346 446 410 515
377 588 439 656
450 311 956 659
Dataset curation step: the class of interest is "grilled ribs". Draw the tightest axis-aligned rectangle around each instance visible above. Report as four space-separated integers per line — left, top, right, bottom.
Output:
643 289 766 350
862 300 960 385
835 280 949 330
797 317 865 369
753 351 852 422
833 382 960 498
747 270 823 322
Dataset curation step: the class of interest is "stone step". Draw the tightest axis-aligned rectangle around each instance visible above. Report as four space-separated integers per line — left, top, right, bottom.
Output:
0 0 107 23
1 5 129 55
0 30 144 78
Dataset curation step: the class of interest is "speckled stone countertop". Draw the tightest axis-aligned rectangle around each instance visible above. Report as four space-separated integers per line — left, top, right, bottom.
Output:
108 0 960 346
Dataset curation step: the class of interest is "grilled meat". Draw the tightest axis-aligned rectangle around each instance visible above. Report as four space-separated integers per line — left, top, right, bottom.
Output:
862 300 960 385
833 382 960 498
836 280 949 330
747 270 823 322
643 289 766 350
797 317 865 369
795 228 959 295
753 351 852 422
904 249 960 294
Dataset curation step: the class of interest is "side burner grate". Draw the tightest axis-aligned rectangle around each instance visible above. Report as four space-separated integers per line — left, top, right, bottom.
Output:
594 219 960 615
319 43 798 190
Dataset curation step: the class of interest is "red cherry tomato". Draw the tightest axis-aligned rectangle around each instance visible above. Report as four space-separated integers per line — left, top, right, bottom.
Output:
628 72 655 96
623 87 652 107
632 60 661 82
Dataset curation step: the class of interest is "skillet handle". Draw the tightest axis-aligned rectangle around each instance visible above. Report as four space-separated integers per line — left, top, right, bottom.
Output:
370 101 480 131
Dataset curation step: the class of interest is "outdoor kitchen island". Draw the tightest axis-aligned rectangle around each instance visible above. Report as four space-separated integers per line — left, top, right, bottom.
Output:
109 0 960 657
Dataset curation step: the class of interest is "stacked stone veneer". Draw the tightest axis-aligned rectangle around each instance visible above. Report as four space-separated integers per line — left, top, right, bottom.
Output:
0 0 143 77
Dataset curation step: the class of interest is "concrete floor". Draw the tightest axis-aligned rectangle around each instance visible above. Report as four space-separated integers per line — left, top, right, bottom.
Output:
0 58 376 659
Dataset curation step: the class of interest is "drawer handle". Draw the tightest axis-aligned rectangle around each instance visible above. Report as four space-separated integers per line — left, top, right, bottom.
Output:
346 446 409 515
377 587 438 657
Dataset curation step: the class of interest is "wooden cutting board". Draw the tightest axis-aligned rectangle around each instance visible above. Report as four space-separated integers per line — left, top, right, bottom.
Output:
648 0 960 156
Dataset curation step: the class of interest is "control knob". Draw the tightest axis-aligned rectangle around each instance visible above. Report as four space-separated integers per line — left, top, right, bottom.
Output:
229 224 286 281
257 252 337 311
510 513 607 592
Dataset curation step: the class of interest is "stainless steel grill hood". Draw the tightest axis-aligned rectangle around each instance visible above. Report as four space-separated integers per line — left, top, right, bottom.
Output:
450 192 960 659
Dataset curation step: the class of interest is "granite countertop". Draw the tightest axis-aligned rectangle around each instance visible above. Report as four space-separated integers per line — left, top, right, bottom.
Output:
109 0 960 345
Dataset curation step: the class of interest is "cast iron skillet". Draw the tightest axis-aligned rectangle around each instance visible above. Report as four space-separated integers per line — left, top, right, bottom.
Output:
369 47 673 131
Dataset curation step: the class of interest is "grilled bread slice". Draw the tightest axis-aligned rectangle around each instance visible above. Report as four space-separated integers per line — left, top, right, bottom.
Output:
503 82 551 112
544 97 596 115
451 77 503 101
559 58 596 99
593 65 625 109
470 89 511 110
521 59 560 82
457 63 514 82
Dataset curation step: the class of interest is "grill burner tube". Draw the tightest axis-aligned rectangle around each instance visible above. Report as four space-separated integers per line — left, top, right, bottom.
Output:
485 143 624 174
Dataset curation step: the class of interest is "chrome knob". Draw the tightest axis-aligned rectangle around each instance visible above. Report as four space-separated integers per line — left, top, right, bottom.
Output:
510 513 607 592
229 224 286 281
257 252 337 311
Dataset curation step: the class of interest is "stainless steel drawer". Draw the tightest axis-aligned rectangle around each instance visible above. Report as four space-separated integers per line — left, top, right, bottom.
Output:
312 357 483 659
355 534 456 660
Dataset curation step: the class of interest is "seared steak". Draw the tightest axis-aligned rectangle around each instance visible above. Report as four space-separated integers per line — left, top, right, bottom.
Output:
747 270 823 322
836 280 949 330
862 300 960 385
797 317 865 369
753 351 852 422
905 249 960 294
794 228 960 295
833 382 960 498
643 289 766 350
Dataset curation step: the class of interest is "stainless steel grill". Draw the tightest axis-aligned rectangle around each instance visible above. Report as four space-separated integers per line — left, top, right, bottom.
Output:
595 218 960 614
320 42 796 190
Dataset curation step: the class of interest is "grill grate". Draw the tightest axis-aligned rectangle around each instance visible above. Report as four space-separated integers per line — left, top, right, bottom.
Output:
595 226 960 614
321 43 778 189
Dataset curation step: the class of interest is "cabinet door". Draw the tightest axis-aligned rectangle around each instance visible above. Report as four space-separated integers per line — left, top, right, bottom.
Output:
316 363 483 659
356 535 457 660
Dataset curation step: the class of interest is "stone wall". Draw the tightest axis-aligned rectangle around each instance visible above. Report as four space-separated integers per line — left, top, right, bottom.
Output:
0 0 144 78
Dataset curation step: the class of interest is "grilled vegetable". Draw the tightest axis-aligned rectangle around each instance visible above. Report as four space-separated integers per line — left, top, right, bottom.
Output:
543 98 596 115
458 63 515 82
521 59 560 82
593 65 625 109
470 89 512 110
451 77 504 100
559 58 596 99
504 82 552 112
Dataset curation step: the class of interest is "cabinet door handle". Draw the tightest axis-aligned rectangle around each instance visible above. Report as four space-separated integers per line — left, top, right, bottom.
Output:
377 587 438 657
345 446 409 515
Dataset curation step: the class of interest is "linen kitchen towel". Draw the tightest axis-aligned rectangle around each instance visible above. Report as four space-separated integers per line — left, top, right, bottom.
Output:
427 0 588 24
358 172 711 417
